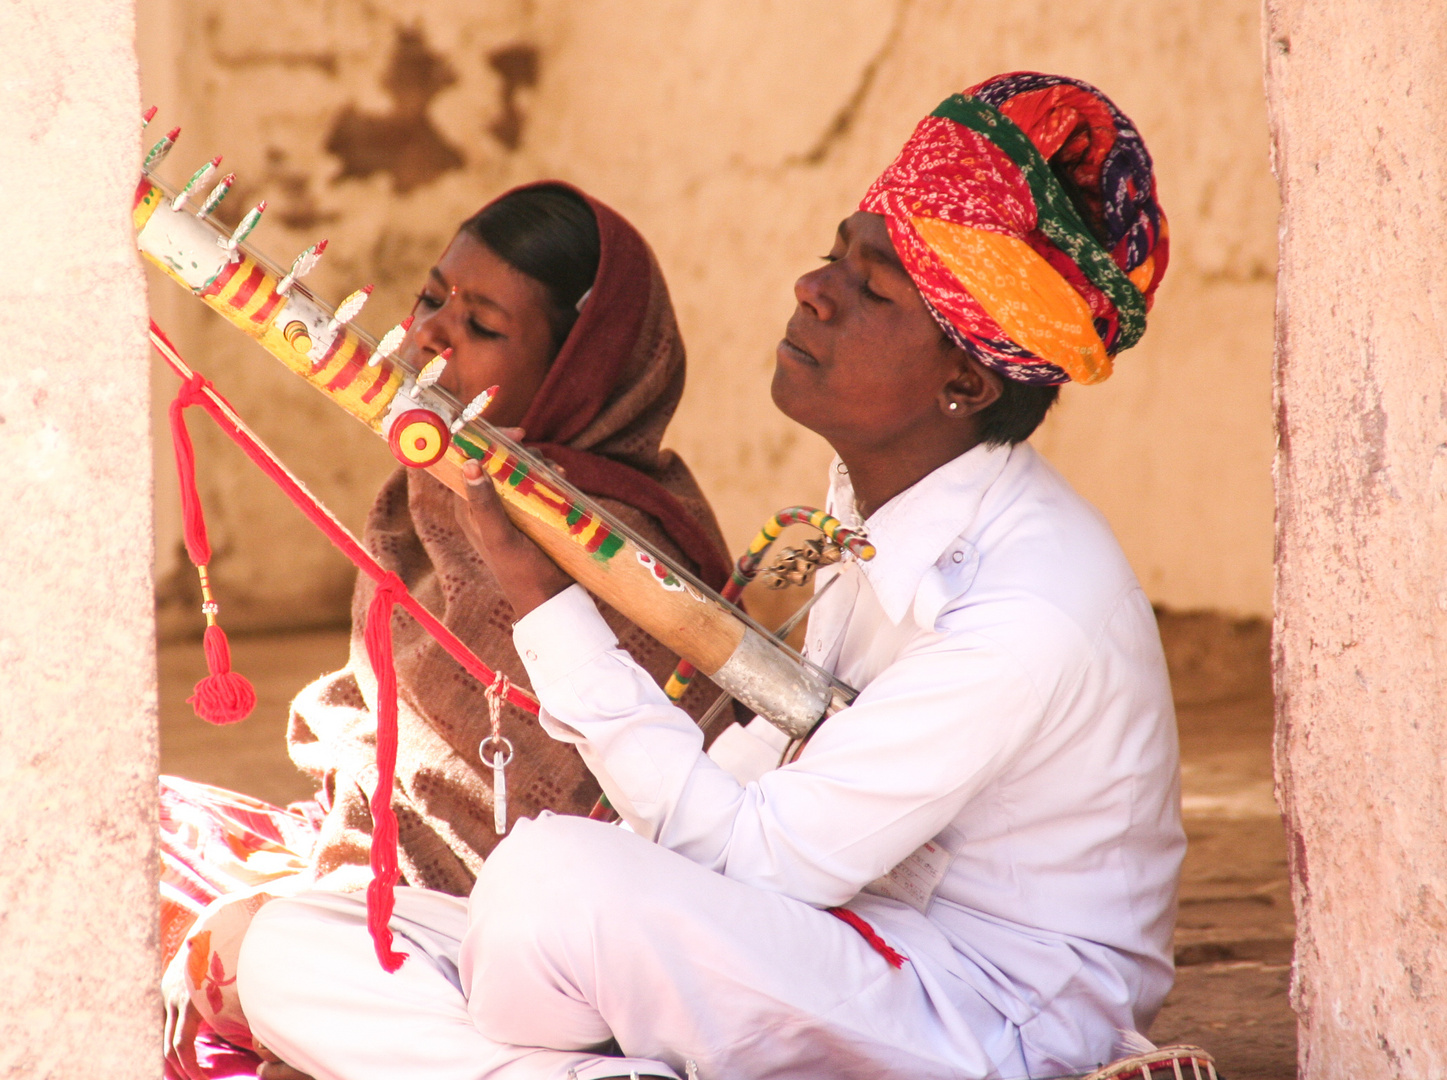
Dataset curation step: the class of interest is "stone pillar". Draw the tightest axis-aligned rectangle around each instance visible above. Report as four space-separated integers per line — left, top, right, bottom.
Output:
0 3 160 1078
1266 3 1447 1076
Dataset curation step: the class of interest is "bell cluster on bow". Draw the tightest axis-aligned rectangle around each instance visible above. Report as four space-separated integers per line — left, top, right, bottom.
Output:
757 538 844 590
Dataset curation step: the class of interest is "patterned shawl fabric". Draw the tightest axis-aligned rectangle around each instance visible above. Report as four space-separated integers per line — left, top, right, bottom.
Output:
289 184 731 896
860 72 1169 385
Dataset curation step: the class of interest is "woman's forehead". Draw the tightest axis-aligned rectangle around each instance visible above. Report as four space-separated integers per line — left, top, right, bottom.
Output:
433 232 547 316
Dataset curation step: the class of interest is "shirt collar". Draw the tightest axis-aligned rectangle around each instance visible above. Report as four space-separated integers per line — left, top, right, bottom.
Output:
826 441 1016 625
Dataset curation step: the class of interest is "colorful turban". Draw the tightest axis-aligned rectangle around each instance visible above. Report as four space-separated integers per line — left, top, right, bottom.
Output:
860 71 1168 385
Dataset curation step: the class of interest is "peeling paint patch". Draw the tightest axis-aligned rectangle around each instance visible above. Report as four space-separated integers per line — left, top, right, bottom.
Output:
204 14 339 76
1355 339 1395 503
487 43 539 152
264 147 339 231
325 26 464 194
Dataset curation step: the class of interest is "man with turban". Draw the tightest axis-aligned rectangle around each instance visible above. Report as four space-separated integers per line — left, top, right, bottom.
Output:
238 72 1186 1080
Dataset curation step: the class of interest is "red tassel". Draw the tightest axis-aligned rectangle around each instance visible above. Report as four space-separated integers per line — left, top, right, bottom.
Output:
170 373 255 725
828 907 908 969
187 624 256 724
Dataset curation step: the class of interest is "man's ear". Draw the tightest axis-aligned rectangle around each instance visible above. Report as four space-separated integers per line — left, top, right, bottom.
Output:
939 351 1003 419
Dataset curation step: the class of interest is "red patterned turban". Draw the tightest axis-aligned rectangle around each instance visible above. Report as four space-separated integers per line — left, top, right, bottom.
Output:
860 72 1168 385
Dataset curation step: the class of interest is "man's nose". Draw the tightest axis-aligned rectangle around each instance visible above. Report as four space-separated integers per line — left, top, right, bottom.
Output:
793 264 837 323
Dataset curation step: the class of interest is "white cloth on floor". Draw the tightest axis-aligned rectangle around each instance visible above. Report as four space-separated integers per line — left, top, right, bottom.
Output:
240 815 1030 1080
238 440 1183 1078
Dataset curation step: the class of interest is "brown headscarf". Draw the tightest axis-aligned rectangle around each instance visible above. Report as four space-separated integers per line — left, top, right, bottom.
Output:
287 184 730 895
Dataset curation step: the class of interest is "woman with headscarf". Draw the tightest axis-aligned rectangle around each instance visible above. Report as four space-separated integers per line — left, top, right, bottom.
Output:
237 73 1189 1080
160 183 731 1078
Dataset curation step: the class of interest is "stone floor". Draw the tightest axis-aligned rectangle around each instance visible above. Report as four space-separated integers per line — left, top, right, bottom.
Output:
1147 613 1295 1079
158 610 1295 1078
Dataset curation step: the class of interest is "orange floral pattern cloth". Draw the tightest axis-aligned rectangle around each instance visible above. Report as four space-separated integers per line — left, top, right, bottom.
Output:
160 777 322 1076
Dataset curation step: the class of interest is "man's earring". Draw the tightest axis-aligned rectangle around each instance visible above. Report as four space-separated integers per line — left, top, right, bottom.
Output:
948 401 959 412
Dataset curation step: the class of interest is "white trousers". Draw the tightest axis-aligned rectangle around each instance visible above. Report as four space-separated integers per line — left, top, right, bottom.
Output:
237 814 1027 1080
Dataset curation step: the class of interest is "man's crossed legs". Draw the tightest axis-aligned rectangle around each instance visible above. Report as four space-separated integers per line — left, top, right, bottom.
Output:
238 814 1024 1080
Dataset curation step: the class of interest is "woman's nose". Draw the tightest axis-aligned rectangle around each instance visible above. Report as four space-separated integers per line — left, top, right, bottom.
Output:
410 303 454 359
793 264 837 322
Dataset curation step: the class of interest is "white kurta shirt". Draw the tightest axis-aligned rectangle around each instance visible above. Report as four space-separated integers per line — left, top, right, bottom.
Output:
512 441 1184 1061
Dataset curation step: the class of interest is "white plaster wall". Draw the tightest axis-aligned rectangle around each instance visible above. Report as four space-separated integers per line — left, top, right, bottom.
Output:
1266 2 1447 1075
139 0 1276 636
0 1 160 1075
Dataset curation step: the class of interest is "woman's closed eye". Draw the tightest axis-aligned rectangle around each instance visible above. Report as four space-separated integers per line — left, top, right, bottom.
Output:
414 291 504 339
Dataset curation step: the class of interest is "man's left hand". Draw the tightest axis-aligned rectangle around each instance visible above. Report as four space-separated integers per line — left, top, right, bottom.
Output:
454 445 573 619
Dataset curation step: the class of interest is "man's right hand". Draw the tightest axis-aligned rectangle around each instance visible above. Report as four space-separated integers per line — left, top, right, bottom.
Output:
161 949 203 1079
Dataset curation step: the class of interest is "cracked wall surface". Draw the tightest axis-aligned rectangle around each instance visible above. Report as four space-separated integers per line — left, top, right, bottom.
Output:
138 0 1277 637
1266 2 1447 1076
0 1 159 1076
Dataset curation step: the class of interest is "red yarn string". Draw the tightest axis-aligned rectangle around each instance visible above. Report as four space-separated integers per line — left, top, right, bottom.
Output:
827 907 908 969
363 573 408 971
169 374 213 565
152 320 540 970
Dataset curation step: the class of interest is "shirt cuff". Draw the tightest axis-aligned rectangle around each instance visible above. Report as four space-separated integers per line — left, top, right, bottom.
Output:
511 583 619 691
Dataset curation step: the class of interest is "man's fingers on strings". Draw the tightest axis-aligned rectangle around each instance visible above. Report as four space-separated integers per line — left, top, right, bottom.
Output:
458 458 518 547
456 455 573 615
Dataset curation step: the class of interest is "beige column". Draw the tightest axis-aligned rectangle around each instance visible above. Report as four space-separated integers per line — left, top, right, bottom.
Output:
0 2 160 1078
1266 3 1447 1076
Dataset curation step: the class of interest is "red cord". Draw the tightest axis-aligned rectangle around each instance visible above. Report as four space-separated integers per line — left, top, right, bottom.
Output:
363 574 409 970
154 321 540 970
827 908 908 969
170 374 214 566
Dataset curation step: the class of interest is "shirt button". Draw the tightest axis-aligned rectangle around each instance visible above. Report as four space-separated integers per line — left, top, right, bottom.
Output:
525 649 538 661
836 461 848 474
951 550 964 563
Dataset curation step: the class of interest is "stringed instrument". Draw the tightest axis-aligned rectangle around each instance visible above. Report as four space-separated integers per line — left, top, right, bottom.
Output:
133 133 871 738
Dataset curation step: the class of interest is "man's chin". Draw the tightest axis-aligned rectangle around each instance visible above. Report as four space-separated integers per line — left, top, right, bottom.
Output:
769 362 822 434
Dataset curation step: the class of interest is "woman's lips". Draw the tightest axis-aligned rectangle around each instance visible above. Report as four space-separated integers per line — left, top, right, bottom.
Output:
777 336 818 366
